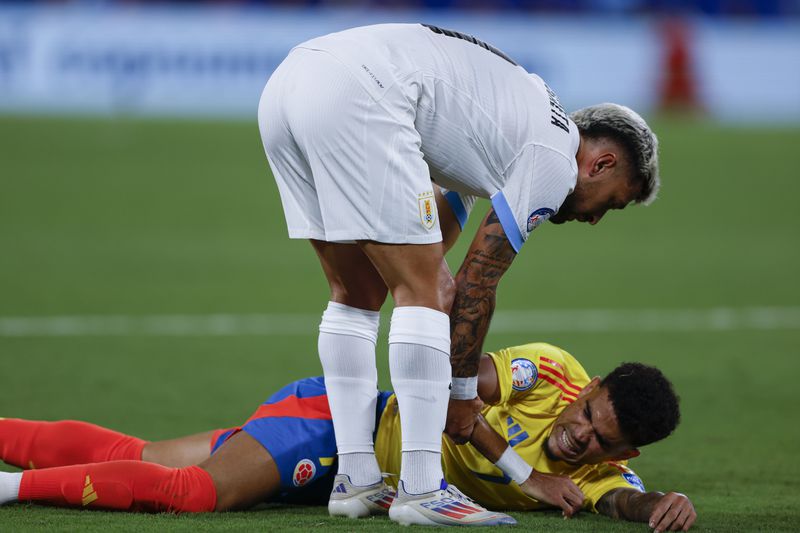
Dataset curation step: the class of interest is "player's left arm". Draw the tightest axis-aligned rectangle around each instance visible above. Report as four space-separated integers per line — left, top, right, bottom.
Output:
434 185 463 254
446 208 517 443
596 488 697 532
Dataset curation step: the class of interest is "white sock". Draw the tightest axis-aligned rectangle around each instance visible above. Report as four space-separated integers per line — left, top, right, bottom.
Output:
389 306 451 494
402 450 443 494
319 301 382 486
0 472 22 505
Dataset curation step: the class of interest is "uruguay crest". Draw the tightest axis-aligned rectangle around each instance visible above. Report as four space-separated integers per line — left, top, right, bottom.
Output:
418 190 437 230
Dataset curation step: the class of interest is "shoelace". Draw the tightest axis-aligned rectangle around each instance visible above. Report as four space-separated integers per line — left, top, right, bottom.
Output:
444 484 484 508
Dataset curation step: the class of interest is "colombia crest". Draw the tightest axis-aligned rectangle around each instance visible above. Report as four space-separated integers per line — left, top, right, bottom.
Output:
292 459 316 487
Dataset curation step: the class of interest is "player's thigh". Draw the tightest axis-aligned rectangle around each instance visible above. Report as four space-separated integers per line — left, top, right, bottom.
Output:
258 50 324 240
359 241 454 312
142 431 217 468
199 431 281 512
310 240 387 311
280 50 441 246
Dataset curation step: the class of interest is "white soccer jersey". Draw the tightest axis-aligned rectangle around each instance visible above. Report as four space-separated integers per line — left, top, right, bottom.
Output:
296 24 580 252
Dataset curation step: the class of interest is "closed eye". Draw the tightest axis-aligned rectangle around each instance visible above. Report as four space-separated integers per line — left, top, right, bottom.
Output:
585 400 610 449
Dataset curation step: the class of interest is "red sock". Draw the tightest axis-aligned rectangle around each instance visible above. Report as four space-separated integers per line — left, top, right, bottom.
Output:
0 419 147 469
18 462 216 513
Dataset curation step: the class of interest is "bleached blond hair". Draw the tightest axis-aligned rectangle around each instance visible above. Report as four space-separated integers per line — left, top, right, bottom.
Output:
570 103 660 205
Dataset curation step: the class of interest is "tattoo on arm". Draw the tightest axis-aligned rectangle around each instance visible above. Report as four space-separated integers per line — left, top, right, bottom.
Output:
450 209 516 378
596 488 665 522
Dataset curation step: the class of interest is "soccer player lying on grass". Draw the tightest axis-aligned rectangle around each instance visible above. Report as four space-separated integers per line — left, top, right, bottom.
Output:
0 342 695 531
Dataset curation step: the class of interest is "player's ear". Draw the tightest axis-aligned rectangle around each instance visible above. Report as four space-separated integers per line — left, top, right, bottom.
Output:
577 376 601 398
612 449 640 461
591 152 617 177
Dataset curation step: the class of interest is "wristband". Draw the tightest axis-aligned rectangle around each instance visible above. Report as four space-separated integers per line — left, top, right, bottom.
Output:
450 376 478 400
495 446 533 485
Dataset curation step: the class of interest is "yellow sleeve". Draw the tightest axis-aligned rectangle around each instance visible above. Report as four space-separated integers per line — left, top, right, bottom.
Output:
576 462 647 512
489 343 590 406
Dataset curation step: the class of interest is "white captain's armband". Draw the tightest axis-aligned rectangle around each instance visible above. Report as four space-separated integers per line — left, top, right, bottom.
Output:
510 358 538 391
495 446 533 485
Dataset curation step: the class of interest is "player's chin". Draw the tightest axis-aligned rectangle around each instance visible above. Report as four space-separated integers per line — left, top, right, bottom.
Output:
549 216 568 225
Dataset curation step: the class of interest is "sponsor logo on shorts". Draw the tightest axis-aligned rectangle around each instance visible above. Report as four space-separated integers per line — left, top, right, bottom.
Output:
511 358 538 391
527 208 555 232
418 190 437 230
292 458 316 487
622 472 646 492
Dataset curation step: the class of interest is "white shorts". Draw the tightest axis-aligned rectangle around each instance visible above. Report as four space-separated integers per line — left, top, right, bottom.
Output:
258 48 442 244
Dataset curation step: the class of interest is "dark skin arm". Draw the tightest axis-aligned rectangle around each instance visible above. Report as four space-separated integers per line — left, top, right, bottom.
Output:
446 208 517 443
597 488 697 532
472 354 585 517
439 192 582 514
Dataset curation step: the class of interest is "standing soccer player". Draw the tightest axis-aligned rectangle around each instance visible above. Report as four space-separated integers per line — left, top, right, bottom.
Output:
258 23 659 526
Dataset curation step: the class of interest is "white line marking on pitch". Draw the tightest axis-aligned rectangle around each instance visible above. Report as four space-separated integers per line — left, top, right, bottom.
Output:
0 307 798 337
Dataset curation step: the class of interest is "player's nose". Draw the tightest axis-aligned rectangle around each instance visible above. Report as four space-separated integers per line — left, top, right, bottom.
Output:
573 424 592 444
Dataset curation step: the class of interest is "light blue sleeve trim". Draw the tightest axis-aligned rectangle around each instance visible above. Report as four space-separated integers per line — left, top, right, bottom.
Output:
490 191 523 253
443 191 469 230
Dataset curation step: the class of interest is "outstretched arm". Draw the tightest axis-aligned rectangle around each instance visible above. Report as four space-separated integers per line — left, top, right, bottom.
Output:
446 208 517 443
596 488 697 532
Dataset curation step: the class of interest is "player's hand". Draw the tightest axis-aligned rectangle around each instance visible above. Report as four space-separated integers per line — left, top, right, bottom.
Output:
445 397 483 444
519 471 584 518
649 492 696 532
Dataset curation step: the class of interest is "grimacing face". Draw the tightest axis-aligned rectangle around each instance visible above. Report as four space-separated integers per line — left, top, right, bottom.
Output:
543 378 638 465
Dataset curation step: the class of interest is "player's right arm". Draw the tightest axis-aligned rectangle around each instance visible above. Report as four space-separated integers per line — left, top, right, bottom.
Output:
470 354 585 517
596 488 697 532
446 208 517 443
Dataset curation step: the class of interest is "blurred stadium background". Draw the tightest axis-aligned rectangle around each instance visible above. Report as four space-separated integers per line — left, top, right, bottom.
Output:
1 0 798 531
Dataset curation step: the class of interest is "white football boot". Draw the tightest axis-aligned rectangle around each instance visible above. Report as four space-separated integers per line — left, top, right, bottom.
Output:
327 474 396 518
389 480 517 526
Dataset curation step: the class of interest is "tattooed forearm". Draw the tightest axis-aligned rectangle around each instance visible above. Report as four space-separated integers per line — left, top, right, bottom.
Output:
596 489 664 522
450 209 517 378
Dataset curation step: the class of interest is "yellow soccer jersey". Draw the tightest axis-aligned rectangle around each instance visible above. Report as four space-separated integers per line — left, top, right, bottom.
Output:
374 342 646 512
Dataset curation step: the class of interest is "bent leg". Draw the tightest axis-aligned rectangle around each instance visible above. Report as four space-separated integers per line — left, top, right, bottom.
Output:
311 241 386 487
142 431 218 468
0 418 146 470
358 242 454 495
199 431 281 511
0 418 226 471
4 432 280 513
11 462 216 512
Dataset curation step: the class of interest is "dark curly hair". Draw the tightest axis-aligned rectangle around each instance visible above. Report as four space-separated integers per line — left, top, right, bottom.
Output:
602 362 680 447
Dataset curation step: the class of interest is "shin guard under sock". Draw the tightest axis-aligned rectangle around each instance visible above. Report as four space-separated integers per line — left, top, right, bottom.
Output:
18 462 216 513
0 419 147 469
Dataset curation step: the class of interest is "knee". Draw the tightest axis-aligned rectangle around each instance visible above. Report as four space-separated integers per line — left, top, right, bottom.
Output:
166 466 218 513
329 282 388 312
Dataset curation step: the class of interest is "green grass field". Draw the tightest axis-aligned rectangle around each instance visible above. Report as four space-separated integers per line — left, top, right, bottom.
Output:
1 115 799 531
